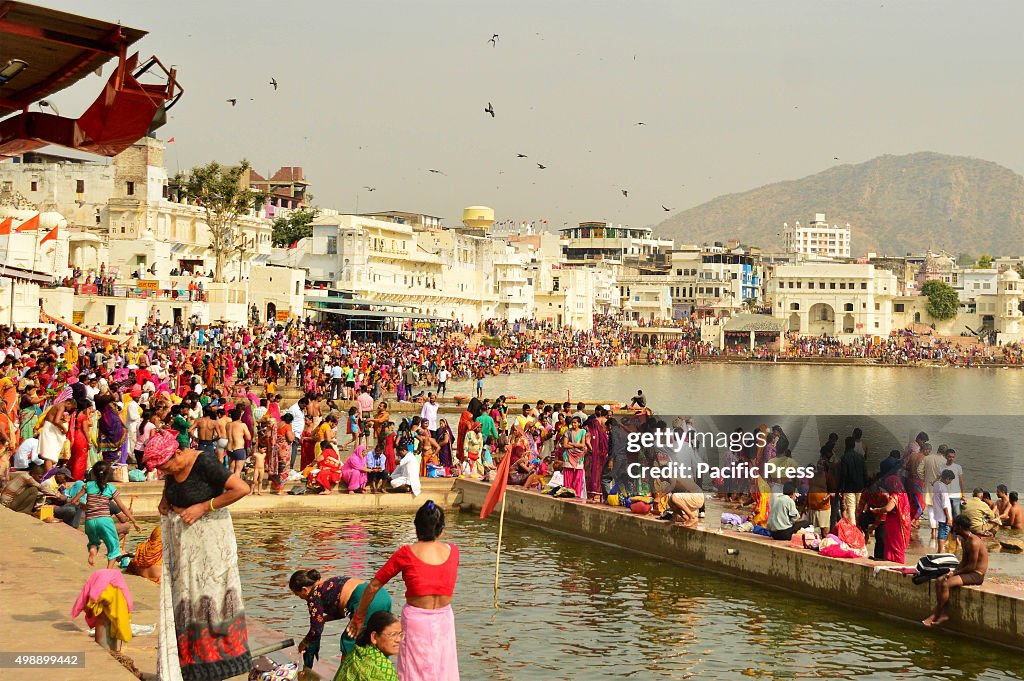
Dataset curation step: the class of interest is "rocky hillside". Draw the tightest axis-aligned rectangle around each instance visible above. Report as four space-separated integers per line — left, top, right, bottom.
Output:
655 152 1024 256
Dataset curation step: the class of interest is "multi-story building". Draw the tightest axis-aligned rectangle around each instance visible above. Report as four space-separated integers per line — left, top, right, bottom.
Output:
782 213 851 258
248 166 309 219
560 222 673 266
286 212 497 324
766 263 898 336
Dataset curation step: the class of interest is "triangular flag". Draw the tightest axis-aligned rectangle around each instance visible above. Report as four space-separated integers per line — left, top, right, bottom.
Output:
0 217 11 235
15 213 39 232
479 447 515 519
167 137 175 143
40 225 58 244
288 240 298 250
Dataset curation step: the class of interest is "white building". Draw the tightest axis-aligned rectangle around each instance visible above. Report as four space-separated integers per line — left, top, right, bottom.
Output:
767 263 898 336
783 213 851 259
560 222 673 265
282 211 496 323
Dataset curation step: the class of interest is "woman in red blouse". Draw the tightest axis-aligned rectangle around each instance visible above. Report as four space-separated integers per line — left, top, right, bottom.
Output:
347 500 460 681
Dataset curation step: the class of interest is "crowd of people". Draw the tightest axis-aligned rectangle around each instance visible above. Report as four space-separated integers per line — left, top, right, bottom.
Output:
2 313 1023 678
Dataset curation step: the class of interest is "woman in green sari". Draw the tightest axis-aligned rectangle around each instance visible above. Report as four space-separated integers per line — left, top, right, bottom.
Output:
334 611 400 681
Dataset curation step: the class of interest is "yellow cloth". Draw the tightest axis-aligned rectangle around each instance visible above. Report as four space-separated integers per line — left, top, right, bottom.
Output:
86 584 132 642
128 526 163 583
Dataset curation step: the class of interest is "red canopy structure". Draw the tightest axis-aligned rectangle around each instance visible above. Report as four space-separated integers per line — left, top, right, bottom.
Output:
0 2 182 157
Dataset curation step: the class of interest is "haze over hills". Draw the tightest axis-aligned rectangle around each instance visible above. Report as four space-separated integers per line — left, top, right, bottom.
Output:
654 152 1024 258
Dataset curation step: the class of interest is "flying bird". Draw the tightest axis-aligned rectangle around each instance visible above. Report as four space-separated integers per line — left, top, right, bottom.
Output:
516 153 528 158
488 34 499 47
485 102 495 118
427 169 446 175
662 205 671 212
636 122 646 126
363 186 376 192
269 77 278 90
621 189 628 197
537 163 547 169
833 156 839 160
226 98 237 106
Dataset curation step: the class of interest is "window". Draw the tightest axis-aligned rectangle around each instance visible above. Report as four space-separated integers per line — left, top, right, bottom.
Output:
875 303 880 311
552 277 560 292
790 303 800 311
874 322 879 328
796 281 802 289
162 184 169 198
676 269 682 276
829 282 836 289
30 181 37 191
840 282 846 289
76 179 85 193
809 282 815 289
127 181 135 196
326 236 337 254
844 303 854 312
894 303 905 313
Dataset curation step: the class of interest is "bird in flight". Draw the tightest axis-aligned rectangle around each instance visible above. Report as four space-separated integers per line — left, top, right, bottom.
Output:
537 163 547 170
269 77 278 90
226 98 237 106
833 156 840 160
621 189 629 197
427 169 446 175
516 153 528 158
363 186 376 192
485 102 495 118
662 205 671 212
488 34 499 47
636 122 646 126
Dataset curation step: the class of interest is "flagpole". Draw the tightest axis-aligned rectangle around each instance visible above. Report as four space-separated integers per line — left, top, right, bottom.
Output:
493 494 507 608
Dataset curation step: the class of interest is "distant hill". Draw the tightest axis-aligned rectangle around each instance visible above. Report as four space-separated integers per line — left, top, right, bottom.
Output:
655 152 1024 257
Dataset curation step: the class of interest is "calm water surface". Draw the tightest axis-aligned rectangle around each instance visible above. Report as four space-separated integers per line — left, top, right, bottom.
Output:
450 364 1024 415
234 513 1022 681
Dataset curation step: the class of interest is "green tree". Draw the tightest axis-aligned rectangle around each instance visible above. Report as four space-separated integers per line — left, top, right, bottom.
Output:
956 253 976 268
1015 263 1024 280
173 160 268 282
920 279 959 320
271 207 320 247
977 253 993 269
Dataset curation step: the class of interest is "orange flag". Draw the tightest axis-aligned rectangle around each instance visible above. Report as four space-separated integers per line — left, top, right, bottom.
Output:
0 217 11 235
40 225 58 244
479 450 514 519
15 213 39 232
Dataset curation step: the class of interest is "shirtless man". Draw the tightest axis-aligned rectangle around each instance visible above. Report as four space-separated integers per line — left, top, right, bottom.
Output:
1007 491 1024 530
923 514 988 627
190 406 220 455
226 407 252 477
215 407 231 462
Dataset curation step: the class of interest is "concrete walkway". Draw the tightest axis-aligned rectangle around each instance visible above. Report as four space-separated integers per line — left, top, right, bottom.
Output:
455 479 1024 650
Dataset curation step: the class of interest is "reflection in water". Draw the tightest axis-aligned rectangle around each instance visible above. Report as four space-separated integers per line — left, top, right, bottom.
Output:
233 513 1022 681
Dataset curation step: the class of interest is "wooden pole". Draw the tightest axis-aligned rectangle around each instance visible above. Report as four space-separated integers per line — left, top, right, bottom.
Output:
493 494 507 609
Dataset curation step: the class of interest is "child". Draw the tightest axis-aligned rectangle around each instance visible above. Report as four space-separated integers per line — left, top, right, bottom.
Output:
345 406 360 450
71 461 140 568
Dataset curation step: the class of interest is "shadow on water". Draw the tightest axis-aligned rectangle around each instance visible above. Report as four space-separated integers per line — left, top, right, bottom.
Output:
232 512 1022 681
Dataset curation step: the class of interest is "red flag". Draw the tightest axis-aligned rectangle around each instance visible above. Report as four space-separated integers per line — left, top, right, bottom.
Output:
40 225 58 244
288 240 298 249
479 451 514 519
167 137 175 143
0 217 11 235
15 213 39 232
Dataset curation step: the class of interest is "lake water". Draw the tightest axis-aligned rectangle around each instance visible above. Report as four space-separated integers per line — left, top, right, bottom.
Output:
234 512 1023 681
449 365 1024 491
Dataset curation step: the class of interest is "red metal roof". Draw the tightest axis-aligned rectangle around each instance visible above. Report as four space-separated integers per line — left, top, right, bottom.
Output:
0 2 147 120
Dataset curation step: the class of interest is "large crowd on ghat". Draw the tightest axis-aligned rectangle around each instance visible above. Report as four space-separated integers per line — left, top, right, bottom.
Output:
1 315 1023 680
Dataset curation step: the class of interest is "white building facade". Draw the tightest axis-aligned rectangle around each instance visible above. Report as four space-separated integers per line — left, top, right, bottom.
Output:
783 213 851 258
767 263 898 336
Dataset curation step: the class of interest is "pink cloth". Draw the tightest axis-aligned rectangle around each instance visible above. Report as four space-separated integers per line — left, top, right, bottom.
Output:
340 446 368 491
396 604 459 681
562 468 585 498
70 569 134 626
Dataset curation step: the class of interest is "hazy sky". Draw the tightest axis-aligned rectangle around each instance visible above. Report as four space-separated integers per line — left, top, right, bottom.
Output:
40 1 1024 232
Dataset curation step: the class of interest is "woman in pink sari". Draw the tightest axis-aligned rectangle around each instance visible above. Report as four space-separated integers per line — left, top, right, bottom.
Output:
870 475 913 564
340 445 370 493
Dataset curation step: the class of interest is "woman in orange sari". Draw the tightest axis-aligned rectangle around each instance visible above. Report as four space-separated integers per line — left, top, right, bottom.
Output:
315 442 342 494
456 398 481 464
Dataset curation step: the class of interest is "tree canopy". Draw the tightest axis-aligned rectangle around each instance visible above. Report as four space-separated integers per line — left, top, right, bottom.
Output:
172 160 267 282
977 253 993 269
271 207 320 247
920 279 959 321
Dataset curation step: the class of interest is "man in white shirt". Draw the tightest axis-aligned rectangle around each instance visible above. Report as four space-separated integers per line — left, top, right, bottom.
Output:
286 397 308 469
12 438 41 470
330 363 344 400
940 449 965 518
419 393 439 431
932 470 955 553
436 367 450 396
